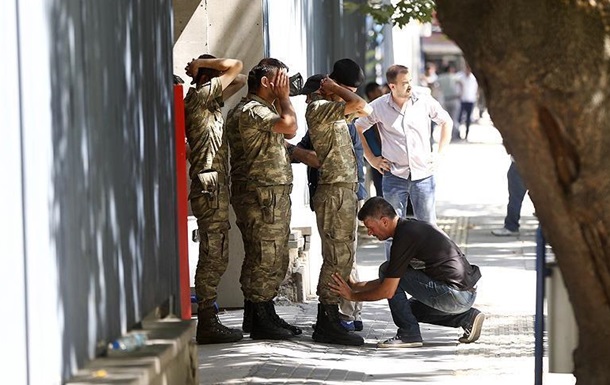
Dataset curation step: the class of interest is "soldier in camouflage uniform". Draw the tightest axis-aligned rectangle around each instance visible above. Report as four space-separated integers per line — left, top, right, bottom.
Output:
236 59 300 340
184 54 246 344
305 59 371 346
225 96 252 296
226 59 302 338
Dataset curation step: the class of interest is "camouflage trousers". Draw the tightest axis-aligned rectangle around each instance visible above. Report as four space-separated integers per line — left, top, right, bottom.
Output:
230 181 254 298
190 184 230 308
339 256 363 321
313 184 358 304
237 184 292 302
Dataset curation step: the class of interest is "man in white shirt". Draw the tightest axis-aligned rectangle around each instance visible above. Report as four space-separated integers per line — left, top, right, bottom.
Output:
354 64 452 227
437 63 461 142
456 64 478 140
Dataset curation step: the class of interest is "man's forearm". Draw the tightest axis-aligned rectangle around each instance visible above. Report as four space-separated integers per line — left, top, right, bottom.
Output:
351 278 381 292
289 145 320 168
437 121 452 153
196 58 238 72
335 86 367 115
350 279 391 301
278 97 297 125
356 126 375 163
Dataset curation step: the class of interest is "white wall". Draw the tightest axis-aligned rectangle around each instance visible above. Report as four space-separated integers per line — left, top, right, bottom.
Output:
388 21 422 81
7 1 64 383
0 2 29 384
267 0 322 298
174 0 266 308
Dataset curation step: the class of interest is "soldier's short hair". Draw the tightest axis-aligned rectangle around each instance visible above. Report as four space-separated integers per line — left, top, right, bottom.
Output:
386 65 410 85
247 58 288 94
357 197 397 221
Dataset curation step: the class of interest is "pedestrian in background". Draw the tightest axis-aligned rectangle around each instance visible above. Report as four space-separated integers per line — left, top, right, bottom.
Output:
456 63 478 140
492 156 528 236
437 63 461 142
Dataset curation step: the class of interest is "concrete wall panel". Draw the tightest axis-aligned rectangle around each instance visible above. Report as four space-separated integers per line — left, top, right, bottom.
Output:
173 0 265 308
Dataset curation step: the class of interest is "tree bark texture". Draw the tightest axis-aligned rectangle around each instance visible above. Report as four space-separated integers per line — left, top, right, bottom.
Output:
436 1 610 383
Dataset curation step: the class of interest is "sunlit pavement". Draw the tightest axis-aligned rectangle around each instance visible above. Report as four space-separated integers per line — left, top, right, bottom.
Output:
196 120 576 384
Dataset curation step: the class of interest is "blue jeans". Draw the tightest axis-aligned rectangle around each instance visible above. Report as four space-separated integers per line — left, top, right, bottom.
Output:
379 262 476 339
382 172 437 259
382 172 436 224
504 161 527 232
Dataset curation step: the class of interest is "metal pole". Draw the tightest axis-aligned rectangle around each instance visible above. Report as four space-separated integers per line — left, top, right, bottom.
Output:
174 84 191 320
535 226 546 385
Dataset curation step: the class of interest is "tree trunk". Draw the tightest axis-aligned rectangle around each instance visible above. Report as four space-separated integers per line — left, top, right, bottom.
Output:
436 1 610 383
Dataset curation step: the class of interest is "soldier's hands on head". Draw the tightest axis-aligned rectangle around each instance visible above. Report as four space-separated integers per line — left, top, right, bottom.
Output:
185 58 198 78
271 69 290 99
319 76 338 96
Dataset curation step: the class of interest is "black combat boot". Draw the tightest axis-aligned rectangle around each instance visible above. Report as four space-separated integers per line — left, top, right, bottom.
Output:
196 306 243 344
250 301 294 340
242 299 253 333
265 301 302 335
312 303 364 346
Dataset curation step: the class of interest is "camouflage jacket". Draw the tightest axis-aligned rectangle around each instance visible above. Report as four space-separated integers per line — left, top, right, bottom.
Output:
225 97 249 183
305 95 357 185
184 77 228 196
239 95 292 186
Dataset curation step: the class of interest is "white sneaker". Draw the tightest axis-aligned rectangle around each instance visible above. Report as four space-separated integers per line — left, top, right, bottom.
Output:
491 228 519 236
377 335 423 348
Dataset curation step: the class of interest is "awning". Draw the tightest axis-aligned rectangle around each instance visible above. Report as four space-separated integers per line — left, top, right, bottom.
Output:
421 33 462 55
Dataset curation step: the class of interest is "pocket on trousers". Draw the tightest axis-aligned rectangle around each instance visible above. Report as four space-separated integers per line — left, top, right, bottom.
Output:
197 170 219 209
328 228 355 267
328 228 354 243
255 187 276 224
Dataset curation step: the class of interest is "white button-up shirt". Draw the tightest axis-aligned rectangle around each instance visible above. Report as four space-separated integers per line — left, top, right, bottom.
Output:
354 89 452 181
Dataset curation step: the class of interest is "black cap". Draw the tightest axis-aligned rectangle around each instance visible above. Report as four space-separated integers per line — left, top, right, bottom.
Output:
299 74 325 95
329 58 364 88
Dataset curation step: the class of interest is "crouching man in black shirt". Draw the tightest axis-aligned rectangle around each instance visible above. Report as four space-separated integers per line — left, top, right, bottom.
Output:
329 196 485 348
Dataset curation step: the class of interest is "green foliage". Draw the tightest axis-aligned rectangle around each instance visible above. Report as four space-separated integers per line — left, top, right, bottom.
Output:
344 0 435 28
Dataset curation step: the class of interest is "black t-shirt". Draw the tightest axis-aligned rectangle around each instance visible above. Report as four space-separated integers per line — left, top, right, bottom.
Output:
385 218 481 290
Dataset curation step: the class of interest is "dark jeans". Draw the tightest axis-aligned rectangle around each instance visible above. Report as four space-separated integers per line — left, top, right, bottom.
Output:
379 262 476 338
371 167 383 197
459 101 475 138
504 161 527 232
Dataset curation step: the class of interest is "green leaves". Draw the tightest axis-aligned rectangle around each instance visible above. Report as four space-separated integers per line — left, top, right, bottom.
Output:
344 0 435 28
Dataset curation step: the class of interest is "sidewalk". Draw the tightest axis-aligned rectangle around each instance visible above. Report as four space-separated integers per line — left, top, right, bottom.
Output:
196 120 576 384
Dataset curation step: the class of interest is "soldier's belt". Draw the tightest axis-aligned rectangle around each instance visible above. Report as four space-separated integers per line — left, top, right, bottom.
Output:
318 182 358 192
248 184 293 194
